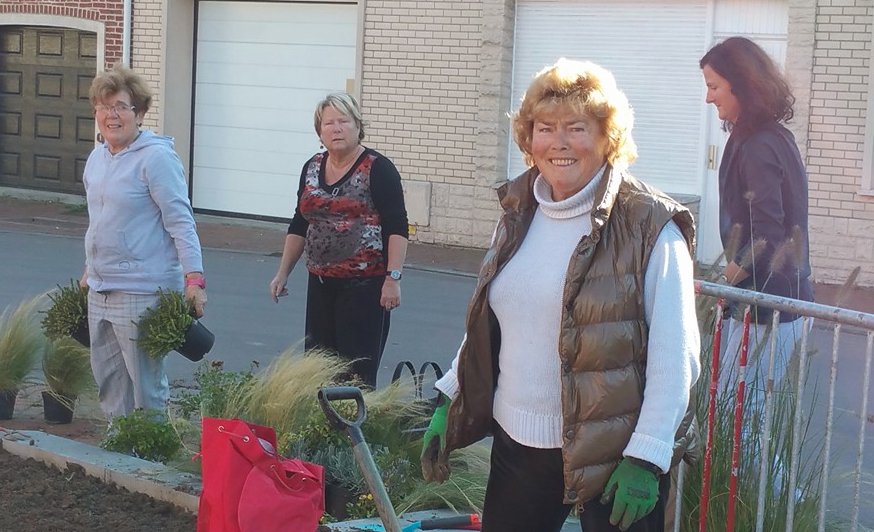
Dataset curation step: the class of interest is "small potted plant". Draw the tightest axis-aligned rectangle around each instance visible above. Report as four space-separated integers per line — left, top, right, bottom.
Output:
137 288 214 362
41 337 95 424
0 297 45 419
41 279 90 347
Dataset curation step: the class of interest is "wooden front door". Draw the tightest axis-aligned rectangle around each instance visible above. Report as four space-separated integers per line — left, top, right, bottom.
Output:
0 26 97 194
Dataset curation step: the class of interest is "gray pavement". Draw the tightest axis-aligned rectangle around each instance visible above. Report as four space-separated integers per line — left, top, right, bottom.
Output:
4 190 874 528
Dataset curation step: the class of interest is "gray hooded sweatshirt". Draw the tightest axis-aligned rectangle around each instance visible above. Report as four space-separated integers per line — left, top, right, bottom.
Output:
83 130 203 294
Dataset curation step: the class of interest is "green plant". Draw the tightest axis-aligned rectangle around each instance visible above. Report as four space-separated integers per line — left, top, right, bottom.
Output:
40 280 88 341
63 202 87 214
0 296 45 392
227 348 488 521
175 360 256 420
136 289 194 360
100 408 184 463
42 337 95 402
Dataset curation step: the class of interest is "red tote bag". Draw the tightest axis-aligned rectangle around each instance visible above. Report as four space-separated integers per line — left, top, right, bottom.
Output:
196 418 325 532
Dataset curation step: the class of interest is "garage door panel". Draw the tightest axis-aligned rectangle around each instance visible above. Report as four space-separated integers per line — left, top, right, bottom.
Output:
193 1 357 218
195 102 305 131
197 42 354 69
199 20 356 46
195 124 315 153
194 144 311 175
193 83 329 111
198 1 353 23
0 26 95 193
193 168 298 218
195 63 354 89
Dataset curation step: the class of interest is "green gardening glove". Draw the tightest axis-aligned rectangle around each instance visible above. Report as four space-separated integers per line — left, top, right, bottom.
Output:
599 457 660 531
420 393 451 483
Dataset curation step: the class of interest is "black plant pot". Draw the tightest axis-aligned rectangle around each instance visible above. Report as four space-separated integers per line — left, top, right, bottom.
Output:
324 483 356 520
0 389 17 420
42 391 75 424
71 321 90 347
176 320 215 362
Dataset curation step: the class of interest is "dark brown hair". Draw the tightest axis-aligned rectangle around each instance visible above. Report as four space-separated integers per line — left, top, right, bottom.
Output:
700 37 795 136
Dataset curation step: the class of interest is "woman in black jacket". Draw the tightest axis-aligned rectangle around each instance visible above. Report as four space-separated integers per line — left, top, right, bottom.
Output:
700 37 814 393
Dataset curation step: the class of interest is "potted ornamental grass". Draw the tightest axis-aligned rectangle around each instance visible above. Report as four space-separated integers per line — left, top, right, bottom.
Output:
0 296 45 419
41 279 90 347
137 288 214 362
41 336 96 424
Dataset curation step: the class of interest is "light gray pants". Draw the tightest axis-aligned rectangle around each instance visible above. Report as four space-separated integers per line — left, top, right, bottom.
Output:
720 316 808 399
88 290 169 419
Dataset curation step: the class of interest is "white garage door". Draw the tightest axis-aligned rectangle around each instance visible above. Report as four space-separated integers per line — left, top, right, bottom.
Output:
193 1 358 219
511 0 710 198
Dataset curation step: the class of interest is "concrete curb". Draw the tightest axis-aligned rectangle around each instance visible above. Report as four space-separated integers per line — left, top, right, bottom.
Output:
0 429 200 514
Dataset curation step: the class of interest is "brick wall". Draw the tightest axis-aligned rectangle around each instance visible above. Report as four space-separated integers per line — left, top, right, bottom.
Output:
361 0 509 247
1 0 166 131
806 0 874 286
0 0 124 67
130 0 163 132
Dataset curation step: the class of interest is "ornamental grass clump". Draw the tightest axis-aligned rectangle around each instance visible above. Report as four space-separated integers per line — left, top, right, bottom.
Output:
681 290 827 531
215 348 490 520
40 280 88 344
0 296 45 393
42 337 95 407
137 288 194 360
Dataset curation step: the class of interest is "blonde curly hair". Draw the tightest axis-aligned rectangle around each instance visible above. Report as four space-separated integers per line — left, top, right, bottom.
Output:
512 58 637 171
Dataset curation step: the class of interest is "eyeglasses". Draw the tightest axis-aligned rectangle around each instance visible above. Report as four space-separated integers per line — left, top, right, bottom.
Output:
94 102 136 116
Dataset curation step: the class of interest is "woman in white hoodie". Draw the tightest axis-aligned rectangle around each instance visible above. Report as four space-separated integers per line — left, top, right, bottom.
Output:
81 65 207 419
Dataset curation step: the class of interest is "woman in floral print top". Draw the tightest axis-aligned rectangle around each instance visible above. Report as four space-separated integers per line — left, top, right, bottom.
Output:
269 93 409 387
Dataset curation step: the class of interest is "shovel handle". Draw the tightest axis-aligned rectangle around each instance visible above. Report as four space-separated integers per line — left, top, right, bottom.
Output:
318 386 367 437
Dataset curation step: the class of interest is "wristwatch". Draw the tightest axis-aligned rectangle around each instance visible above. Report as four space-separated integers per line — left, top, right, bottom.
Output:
185 277 206 289
386 270 402 281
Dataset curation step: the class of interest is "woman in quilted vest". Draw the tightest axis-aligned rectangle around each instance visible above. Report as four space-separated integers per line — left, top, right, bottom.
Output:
420 59 701 532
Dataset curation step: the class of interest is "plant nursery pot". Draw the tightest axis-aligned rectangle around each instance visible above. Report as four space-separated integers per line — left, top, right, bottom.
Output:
0 389 17 420
71 321 90 348
41 391 75 425
324 483 356 520
176 320 215 362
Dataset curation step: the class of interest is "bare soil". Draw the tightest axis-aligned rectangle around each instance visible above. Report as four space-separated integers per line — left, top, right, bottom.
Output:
0 448 196 531
0 387 196 531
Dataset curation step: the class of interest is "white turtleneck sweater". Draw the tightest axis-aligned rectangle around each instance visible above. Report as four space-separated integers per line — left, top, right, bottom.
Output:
436 168 701 473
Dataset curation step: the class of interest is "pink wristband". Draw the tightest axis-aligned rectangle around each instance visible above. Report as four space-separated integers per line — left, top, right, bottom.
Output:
185 277 206 289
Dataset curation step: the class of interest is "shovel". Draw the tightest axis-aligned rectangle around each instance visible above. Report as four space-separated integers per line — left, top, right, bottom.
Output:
318 386 405 532
352 514 482 532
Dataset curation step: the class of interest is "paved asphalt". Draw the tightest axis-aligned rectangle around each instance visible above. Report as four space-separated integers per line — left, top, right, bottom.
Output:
3 195 874 527
1 230 476 391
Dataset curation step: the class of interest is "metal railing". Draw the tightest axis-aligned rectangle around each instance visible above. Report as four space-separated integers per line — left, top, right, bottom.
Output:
675 280 874 532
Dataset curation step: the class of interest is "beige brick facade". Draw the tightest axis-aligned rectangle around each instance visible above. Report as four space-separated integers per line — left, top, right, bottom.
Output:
806 0 874 286
130 0 163 133
4 0 874 286
360 0 513 248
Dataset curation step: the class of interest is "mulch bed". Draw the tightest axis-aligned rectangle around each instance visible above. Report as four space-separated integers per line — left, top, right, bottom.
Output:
0 447 196 532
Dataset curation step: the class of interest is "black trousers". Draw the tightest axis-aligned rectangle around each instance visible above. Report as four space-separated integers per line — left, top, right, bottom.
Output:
481 422 671 532
305 274 389 387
